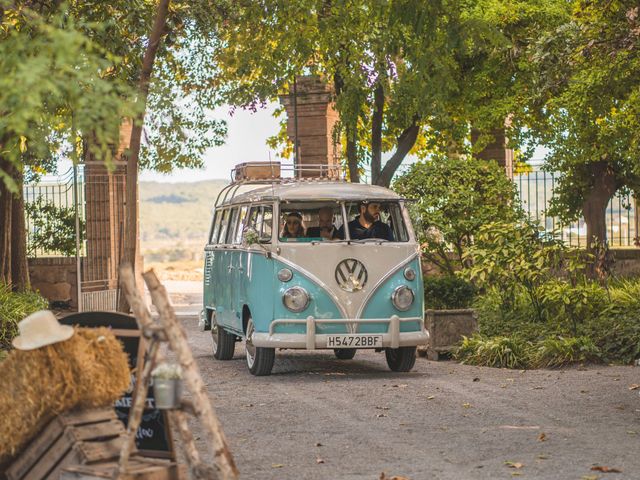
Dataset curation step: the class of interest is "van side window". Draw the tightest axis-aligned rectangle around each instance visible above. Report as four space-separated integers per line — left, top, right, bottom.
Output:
260 206 273 240
225 208 240 244
209 210 222 244
233 206 249 244
216 209 230 244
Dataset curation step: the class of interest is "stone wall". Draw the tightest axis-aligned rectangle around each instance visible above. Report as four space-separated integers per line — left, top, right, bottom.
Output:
28 257 79 309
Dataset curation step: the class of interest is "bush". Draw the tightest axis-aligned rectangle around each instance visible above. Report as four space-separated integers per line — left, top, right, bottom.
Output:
393 157 522 275
0 284 48 350
470 277 640 367
530 336 600 368
424 276 475 309
456 334 532 369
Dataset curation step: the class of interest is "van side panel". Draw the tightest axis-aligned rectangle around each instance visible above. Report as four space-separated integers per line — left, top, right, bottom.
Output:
241 251 276 335
359 258 423 333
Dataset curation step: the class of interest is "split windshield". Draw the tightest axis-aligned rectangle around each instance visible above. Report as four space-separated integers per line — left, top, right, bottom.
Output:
279 201 409 243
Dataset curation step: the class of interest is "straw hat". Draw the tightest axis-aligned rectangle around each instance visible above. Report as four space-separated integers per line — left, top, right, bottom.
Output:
12 310 75 350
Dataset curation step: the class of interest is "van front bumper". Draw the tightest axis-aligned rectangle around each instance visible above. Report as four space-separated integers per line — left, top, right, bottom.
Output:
251 315 429 349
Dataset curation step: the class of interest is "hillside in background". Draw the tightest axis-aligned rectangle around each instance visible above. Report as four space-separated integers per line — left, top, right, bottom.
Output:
139 179 227 263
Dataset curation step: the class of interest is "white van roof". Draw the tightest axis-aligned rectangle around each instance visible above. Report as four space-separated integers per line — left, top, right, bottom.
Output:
220 182 402 206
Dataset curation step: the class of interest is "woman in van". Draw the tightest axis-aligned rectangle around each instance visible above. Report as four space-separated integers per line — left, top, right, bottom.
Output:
281 211 305 238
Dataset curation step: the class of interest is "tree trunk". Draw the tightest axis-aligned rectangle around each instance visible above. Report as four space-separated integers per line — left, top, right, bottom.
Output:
371 82 384 185
10 170 29 291
346 123 359 183
0 167 12 285
376 123 420 187
118 0 171 312
581 161 618 251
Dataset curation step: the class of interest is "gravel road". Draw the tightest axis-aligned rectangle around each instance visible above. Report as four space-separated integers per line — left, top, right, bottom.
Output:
162 283 640 480
175 316 639 480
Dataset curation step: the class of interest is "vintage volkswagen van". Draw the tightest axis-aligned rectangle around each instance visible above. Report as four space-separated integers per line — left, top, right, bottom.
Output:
201 165 429 375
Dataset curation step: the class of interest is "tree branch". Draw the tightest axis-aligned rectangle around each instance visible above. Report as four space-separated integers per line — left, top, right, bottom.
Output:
377 122 420 187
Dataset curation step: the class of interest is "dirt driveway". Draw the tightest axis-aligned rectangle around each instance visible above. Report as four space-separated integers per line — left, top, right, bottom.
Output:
176 313 640 480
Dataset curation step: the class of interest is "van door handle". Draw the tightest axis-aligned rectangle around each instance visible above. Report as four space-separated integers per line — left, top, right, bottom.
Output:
237 266 244 273
227 265 235 272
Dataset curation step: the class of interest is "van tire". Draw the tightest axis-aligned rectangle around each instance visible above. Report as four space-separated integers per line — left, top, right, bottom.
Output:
245 318 275 376
334 348 356 360
213 324 235 360
385 346 417 372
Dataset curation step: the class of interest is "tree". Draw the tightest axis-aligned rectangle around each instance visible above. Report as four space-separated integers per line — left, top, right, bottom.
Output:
1 1 227 295
210 0 498 186
499 1 640 250
393 156 522 275
0 3 137 290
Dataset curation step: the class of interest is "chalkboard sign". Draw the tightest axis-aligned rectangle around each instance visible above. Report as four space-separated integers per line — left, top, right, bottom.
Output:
60 311 174 458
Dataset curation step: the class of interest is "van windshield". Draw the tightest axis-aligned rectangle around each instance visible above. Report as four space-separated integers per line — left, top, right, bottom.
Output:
278 201 409 243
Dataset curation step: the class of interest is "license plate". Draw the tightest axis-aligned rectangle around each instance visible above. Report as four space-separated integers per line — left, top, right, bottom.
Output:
326 335 383 348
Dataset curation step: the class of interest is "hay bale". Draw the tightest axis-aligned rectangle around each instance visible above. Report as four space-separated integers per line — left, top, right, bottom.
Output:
0 327 130 463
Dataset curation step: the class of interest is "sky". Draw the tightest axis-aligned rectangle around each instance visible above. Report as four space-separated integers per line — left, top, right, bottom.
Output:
139 103 281 183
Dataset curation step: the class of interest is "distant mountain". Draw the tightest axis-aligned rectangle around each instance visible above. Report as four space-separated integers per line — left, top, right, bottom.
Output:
139 180 227 245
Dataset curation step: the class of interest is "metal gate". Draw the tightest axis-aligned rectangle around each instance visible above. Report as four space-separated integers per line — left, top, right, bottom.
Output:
24 164 126 311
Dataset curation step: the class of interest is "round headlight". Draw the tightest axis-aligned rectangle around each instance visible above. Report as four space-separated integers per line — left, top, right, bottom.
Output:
392 286 415 311
403 267 416 281
278 268 293 282
282 286 310 312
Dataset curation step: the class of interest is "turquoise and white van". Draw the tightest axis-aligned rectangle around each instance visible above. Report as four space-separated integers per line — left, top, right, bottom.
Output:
201 164 429 375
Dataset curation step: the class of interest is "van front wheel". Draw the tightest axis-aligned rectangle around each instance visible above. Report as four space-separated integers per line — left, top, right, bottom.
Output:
245 318 275 376
212 323 235 360
385 346 417 372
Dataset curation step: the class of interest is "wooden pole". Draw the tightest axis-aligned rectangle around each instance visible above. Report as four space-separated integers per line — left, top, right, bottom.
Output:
143 269 239 480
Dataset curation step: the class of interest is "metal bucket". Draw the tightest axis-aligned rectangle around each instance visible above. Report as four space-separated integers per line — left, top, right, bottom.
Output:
153 378 182 409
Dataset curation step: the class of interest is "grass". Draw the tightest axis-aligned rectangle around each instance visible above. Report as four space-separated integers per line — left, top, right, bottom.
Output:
0 283 49 350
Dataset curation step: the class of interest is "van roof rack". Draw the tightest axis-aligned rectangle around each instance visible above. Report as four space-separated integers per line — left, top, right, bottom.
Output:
215 162 345 207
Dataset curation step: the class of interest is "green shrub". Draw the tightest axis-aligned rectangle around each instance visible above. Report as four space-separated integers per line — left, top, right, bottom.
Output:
455 334 532 369
584 312 640 364
424 276 475 309
393 157 522 276
24 196 85 256
531 336 601 368
0 283 48 350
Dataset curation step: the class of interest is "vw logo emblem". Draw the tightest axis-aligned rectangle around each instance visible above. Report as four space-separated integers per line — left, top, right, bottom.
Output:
335 258 368 292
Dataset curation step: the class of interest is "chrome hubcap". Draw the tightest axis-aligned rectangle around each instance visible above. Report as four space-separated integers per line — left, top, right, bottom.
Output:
246 319 256 368
211 323 218 354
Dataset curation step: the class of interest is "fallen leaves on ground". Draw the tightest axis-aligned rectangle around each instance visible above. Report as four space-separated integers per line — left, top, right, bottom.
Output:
379 474 410 480
591 466 622 473
427 395 435 400
462 403 472 408
315 442 323 447
580 476 599 480
628 384 640 390
538 432 547 442
505 461 524 469
392 384 408 388
271 464 284 469
316 457 325 464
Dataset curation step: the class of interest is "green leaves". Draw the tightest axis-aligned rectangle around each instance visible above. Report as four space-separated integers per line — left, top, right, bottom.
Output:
394 157 522 275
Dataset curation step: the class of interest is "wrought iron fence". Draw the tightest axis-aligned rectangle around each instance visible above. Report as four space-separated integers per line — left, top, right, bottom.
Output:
23 166 85 257
515 166 638 247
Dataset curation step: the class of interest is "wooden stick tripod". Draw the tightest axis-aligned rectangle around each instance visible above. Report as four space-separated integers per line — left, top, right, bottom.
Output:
116 264 239 480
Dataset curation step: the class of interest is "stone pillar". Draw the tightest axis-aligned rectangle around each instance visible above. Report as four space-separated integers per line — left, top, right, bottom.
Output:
82 121 131 298
471 127 514 179
279 75 341 178
83 161 126 292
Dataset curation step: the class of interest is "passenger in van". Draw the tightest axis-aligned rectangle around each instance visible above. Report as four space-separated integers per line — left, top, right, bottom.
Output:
281 212 306 238
337 201 394 241
306 207 338 240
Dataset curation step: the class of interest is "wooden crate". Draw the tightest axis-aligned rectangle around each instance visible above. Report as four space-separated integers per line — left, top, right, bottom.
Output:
60 459 181 480
6 408 128 480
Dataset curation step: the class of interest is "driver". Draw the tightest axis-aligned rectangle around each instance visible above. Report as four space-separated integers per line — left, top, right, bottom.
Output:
337 201 394 241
